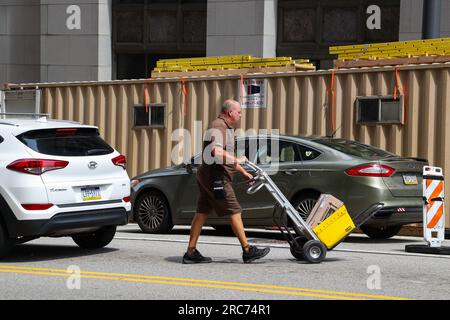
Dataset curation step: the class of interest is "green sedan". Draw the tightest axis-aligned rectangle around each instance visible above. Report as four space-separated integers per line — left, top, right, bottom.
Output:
131 135 426 239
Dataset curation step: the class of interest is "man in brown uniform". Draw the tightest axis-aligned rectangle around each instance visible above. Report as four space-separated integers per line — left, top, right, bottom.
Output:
183 99 270 264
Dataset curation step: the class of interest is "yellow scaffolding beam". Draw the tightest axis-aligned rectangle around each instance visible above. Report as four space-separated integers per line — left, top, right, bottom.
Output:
330 38 450 61
154 55 312 73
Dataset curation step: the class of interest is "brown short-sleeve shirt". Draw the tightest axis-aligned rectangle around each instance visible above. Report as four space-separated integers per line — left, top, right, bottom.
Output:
196 116 242 216
198 115 235 182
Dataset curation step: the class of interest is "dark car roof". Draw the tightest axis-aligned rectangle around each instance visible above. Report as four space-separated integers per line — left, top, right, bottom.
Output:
237 133 326 141
237 133 340 146
238 134 397 161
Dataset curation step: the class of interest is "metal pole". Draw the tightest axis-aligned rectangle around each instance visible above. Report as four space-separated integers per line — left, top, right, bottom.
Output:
422 0 442 39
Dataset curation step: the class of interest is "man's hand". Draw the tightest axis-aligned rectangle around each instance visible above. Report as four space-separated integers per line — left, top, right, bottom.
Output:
242 171 254 184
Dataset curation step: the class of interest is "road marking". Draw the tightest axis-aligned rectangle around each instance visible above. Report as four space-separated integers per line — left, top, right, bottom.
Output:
114 236 450 259
0 265 411 300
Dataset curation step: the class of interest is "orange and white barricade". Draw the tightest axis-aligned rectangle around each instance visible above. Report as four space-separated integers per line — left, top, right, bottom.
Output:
423 166 445 247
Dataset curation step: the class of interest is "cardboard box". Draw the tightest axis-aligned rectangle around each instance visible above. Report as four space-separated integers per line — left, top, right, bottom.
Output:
306 194 344 228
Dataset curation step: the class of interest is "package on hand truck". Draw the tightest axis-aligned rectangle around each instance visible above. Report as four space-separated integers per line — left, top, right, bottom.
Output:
306 194 344 228
245 161 383 263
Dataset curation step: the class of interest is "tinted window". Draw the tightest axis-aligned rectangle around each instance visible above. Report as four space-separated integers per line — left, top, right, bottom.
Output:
236 138 258 163
17 128 114 157
0 136 3 144
314 138 394 160
298 145 321 161
256 140 301 163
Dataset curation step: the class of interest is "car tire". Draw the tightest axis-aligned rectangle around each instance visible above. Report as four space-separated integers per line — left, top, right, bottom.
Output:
360 225 402 239
72 226 116 249
134 190 173 234
0 221 12 258
292 192 320 222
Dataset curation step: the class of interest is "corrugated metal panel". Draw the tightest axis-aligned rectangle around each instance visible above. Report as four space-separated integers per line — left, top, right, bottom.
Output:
8 63 450 226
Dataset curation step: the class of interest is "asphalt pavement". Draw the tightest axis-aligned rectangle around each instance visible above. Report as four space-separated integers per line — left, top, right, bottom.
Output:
0 224 449 301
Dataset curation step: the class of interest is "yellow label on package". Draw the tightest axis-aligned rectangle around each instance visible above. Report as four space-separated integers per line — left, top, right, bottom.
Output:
313 205 355 249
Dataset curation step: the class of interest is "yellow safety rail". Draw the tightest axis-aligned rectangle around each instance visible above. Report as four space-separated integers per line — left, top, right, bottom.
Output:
153 55 312 72
330 38 450 61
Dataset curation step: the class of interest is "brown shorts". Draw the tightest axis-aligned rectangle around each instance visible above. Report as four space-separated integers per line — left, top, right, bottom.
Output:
196 178 242 217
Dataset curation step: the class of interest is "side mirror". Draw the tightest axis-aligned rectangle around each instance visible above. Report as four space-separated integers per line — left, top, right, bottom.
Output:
183 162 193 174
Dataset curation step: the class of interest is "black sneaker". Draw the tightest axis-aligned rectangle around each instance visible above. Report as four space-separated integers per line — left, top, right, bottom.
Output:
182 249 213 264
242 245 270 264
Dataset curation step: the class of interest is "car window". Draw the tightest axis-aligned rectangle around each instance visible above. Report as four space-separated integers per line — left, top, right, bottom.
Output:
313 138 395 160
298 144 321 161
17 128 114 157
235 138 258 163
256 140 301 164
0 135 3 144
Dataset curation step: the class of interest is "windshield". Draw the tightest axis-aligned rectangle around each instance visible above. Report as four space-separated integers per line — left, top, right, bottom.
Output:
313 138 396 160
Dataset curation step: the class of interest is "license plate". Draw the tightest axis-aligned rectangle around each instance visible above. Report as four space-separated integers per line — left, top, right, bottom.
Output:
81 186 102 201
403 175 418 185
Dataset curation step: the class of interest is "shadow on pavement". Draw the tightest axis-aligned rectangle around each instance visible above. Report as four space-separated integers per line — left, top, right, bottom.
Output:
342 236 419 244
164 256 345 265
119 227 419 245
119 227 290 240
1 244 118 263
165 256 285 264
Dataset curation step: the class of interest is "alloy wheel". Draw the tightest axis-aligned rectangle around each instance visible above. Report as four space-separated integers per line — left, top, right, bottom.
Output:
138 195 166 230
296 198 317 220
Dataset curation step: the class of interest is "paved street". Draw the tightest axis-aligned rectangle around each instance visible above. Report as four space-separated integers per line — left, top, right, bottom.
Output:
1 224 449 301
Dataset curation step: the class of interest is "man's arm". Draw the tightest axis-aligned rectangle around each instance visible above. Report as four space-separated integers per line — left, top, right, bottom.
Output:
212 146 252 180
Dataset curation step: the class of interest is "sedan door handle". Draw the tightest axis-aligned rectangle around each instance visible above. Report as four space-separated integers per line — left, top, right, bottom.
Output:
283 169 301 175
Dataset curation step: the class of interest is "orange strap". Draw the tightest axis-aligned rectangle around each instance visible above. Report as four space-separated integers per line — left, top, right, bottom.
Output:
181 79 187 115
393 65 407 123
144 82 150 113
330 70 335 132
240 74 245 104
394 65 400 100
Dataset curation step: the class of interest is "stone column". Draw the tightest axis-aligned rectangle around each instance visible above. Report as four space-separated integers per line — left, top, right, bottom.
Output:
207 0 277 58
40 0 112 82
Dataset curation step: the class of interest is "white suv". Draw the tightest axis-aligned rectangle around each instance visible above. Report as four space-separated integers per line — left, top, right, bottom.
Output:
0 117 131 257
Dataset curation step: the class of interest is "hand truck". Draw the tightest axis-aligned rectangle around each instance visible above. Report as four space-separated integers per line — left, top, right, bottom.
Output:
245 161 384 263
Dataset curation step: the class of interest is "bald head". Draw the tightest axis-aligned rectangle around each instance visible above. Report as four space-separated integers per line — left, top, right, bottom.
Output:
220 99 242 126
221 99 240 114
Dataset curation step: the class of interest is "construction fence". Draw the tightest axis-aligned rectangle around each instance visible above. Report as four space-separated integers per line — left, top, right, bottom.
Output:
6 62 450 226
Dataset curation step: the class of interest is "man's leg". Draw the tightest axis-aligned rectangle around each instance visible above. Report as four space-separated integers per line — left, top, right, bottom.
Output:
187 212 209 253
229 212 271 263
183 212 212 264
229 213 249 251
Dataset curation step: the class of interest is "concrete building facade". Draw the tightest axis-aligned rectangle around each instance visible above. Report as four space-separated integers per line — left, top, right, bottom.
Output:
0 0 449 84
0 0 112 84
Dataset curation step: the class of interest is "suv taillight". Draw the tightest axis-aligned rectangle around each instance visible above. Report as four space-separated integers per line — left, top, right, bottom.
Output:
112 155 127 170
7 159 69 175
345 164 395 177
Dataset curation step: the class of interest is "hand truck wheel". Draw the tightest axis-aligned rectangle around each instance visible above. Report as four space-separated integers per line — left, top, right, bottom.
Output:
290 236 308 260
303 240 327 263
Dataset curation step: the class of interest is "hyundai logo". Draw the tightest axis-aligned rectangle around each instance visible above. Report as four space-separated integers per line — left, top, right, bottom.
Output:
88 161 98 169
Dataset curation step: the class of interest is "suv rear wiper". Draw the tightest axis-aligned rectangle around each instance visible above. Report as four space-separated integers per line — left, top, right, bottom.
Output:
86 149 111 156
